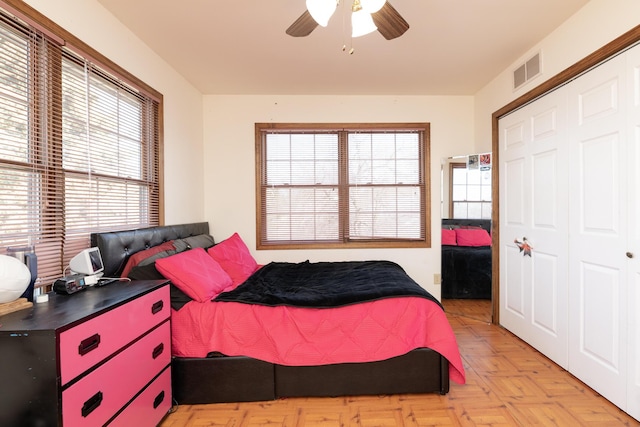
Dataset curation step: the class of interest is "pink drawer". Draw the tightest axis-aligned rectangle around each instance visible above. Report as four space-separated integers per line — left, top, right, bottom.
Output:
109 366 172 427
62 321 170 427
59 286 169 385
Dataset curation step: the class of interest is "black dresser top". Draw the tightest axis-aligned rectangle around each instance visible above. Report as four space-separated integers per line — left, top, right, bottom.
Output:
0 280 168 333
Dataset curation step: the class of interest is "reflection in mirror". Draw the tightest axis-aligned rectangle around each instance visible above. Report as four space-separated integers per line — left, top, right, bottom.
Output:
440 153 493 323
441 153 491 219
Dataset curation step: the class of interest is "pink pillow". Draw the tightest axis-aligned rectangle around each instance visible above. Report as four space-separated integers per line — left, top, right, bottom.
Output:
441 229 457 246
121 241 175 277
155 248 232 302
207 233 258 285
455 228 492 247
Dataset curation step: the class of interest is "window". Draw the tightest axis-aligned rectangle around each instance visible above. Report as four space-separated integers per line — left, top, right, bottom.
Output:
0 3 161 289
449 162 491 219
256 123 430 249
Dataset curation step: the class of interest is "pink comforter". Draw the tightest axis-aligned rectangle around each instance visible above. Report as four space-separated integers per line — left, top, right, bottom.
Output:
171 296 466 384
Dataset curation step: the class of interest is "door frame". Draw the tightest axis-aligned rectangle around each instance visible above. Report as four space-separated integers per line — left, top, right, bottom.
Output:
490 24 640 325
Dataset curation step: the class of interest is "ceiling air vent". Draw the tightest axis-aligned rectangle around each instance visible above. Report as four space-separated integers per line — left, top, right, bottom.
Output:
513 52 541 90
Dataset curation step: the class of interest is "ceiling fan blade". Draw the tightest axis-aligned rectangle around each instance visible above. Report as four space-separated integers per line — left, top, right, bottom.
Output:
372 2 409 40
286 10 319 37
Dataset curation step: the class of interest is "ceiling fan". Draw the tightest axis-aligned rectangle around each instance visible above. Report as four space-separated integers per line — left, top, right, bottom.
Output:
286 0 409 40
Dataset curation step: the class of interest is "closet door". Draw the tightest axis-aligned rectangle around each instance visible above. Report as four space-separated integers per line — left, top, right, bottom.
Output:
499 86 570 368
626 43 640 421
567 50 629 410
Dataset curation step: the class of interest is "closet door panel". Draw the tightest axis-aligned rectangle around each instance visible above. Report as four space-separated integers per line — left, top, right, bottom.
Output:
527 105 569 364
504 244 526 318
626 42 640 422
579 263 620 361
532 150 559 227
530 149 565 350
579 134 621 232
501 128 529 337
531 252 559 335
499 87 569 368
568 52 628 411
504 157 526 227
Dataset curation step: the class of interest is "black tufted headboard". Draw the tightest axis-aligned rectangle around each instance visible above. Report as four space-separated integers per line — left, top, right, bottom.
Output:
90 222 209 277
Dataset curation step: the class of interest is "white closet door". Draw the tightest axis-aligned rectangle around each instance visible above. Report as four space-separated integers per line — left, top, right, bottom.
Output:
499 87 570 368
626 43 640 422
567 51 629 410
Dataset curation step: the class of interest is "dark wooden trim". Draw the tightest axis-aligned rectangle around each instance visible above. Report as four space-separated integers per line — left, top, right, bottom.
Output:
254 122 431 250
490 25 640 325
447 162 467 217
255 122 429 131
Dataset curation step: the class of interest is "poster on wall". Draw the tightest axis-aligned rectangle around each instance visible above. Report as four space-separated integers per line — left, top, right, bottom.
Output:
480 153 491 171
468 154 479 170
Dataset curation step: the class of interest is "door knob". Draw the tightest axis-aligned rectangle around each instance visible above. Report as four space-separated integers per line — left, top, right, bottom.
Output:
626 252 634 259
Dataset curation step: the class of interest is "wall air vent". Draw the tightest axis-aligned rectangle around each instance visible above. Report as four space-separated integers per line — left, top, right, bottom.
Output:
513 52 542 90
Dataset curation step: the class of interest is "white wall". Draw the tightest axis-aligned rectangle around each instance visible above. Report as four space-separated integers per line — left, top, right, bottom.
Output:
24 0 206 225
474 0 640 151
204 95 475 297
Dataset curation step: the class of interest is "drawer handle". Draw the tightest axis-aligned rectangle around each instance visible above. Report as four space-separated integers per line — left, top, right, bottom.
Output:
153 390 165 409
152 343 164 359
81 391 103 417
151 300 164 314
78 333 101 356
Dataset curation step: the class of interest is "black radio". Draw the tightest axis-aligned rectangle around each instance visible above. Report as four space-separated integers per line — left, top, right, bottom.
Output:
53 274 88 295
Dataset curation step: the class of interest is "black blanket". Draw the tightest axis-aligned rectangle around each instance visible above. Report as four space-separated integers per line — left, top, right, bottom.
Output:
441 246 492 299
214 260 441 309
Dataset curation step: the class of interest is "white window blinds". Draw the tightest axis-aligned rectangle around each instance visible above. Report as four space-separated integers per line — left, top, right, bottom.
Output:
0 6 160 288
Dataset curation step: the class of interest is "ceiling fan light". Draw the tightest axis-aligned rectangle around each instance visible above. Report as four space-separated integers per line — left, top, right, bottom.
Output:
306 0 337 27
351 10 377 37
360 0 386 13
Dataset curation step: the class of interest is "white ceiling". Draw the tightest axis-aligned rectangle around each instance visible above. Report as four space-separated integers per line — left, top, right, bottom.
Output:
97 0 590 96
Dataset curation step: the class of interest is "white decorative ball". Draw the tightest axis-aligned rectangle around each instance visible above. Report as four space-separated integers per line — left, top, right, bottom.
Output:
0 254 31 304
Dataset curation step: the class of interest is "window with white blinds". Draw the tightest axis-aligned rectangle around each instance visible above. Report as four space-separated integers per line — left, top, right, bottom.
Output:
256 123 430 249
0 4 161 289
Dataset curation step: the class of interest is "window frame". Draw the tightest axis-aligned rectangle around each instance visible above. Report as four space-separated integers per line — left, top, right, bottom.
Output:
255 122 431 250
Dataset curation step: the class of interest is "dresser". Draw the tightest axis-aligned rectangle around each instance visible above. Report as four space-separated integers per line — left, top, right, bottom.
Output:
0 279 171 427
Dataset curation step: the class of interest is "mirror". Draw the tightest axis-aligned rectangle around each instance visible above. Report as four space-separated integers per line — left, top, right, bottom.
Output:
440 152 493 323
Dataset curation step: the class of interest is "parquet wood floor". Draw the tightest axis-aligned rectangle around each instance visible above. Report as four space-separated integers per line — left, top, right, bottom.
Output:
441 298 492 323
160 300 639 426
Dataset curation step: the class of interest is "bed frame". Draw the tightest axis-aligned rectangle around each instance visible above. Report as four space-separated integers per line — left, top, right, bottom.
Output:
92 223 450 404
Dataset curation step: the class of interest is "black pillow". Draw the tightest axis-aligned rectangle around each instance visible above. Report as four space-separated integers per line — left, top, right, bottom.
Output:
169 285 193 311
173 234 215 252
128 262 165 280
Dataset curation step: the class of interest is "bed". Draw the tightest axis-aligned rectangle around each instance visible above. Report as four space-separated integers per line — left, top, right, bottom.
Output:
91 223 465 404
441 219 492 299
